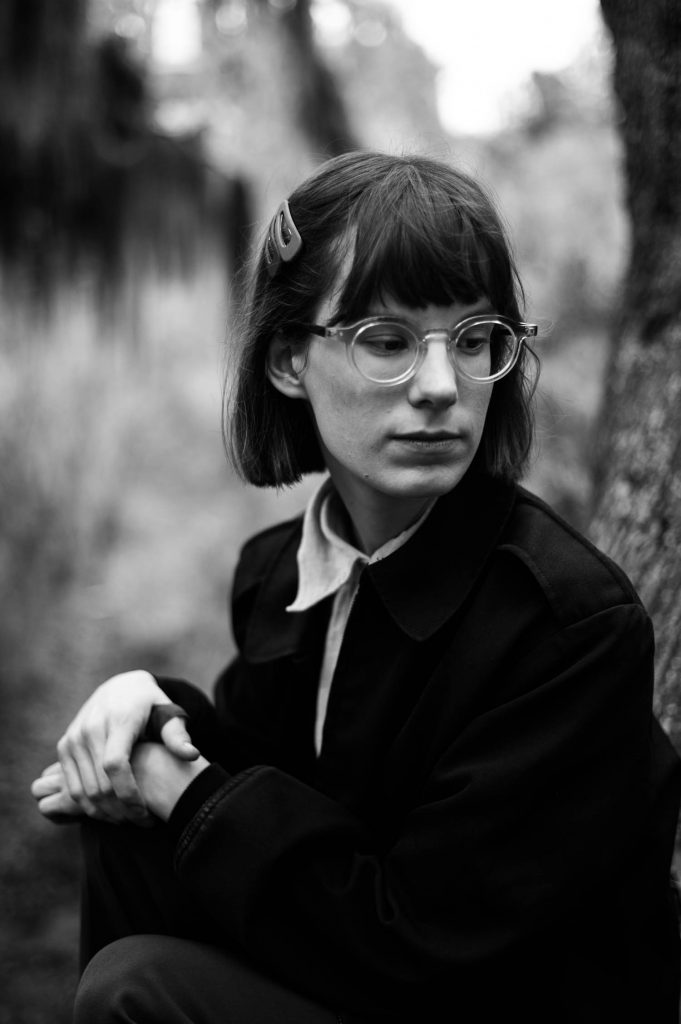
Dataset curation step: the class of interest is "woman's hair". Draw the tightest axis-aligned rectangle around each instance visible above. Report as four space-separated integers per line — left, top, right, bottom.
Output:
226 151 538 487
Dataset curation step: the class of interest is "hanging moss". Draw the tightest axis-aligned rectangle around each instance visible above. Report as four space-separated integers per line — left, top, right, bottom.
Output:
0 0 253 306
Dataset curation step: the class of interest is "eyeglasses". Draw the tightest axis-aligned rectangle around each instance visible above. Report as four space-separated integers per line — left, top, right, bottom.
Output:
289 315 538 386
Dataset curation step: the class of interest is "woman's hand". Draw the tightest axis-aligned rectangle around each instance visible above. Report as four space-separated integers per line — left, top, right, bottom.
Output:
31 750 209 825
30 762 123 824
31 762 82 822
56 670 200 823
131 743 210 821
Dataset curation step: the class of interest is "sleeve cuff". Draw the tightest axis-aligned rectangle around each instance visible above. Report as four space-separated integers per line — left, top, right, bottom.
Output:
166 762 231 845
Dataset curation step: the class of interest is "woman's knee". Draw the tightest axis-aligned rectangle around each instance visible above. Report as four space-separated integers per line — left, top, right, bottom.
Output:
74 934 344 1024
74 935 174 1023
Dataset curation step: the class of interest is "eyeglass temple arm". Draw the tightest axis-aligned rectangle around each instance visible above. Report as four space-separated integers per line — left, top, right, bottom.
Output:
284 322 328 339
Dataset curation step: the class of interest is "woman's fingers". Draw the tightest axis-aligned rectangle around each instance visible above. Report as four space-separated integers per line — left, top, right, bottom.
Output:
33 761 100 821
31 772 64 799
32 762 144 825
101 731 151 820
36 790 122 824
57 722 108 810
57 719 151 821
56 723 129 824
58 696 148 812
31 761 83 821
57 730 90 804
36 790 84 822
160 717 200 760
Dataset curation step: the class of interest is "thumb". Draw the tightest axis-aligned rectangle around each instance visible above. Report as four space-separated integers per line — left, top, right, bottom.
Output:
160 717 200 760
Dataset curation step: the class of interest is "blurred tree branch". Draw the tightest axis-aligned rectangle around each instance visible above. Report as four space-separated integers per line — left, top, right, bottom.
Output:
249 0 358 155
591 0 681 747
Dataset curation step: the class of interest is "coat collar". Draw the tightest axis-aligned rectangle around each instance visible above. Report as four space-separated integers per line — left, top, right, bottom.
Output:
368 472 516 639
242 473 517 661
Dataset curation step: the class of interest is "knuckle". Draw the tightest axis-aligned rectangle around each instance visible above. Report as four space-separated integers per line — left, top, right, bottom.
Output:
65 725 86 750
102 754 127 777
73 723 89 743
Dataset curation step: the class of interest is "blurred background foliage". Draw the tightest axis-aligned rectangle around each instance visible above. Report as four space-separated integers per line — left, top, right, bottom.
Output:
0 0 627 1019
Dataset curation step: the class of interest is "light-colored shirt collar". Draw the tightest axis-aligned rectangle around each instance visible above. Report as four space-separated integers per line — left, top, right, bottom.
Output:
287 477 435 613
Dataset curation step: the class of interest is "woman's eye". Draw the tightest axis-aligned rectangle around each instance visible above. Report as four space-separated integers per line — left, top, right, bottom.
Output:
359 331 411 356
457 333 489 354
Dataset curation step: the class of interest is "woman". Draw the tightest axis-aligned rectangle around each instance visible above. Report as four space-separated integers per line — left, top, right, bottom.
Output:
33 151 681 1023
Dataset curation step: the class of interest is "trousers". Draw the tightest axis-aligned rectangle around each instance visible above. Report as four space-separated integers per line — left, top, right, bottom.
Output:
75 936 345 1024
74 820 354 1024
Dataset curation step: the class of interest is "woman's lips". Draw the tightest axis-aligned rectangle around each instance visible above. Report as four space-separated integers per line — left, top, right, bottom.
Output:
392 431 466 450
397 432 461 440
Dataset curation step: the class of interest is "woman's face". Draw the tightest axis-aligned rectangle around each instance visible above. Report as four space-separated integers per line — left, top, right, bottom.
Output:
295 289 494 537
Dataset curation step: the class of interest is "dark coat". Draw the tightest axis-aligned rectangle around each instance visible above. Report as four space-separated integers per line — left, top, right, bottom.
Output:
162 472 681 1024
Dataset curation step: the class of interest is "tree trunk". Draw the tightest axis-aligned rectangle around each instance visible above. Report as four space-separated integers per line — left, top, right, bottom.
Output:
591 0 681 750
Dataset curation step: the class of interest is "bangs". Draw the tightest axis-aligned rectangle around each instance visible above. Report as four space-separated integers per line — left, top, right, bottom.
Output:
331 165 520 322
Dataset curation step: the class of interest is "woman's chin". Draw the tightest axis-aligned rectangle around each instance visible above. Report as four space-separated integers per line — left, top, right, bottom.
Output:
372 462 474 501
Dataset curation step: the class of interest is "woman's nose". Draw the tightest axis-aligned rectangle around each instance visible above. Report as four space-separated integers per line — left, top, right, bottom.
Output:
407 335 459 408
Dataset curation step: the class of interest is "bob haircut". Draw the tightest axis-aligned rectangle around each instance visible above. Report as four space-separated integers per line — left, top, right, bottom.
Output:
227 151 538 487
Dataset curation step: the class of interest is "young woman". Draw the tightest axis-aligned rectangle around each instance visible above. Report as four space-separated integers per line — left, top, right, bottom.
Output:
33 151 680 1023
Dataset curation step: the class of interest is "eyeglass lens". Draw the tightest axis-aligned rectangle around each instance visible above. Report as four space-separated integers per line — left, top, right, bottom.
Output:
351 321 517 383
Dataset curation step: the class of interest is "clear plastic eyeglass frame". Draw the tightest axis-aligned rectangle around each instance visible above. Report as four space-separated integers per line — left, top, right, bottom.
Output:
292 314 538 386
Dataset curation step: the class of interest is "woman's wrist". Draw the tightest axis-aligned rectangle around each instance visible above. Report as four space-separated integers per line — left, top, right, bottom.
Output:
131 742 210 821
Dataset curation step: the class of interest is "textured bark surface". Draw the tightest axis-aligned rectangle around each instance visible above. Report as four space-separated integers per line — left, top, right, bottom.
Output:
591 0 681 749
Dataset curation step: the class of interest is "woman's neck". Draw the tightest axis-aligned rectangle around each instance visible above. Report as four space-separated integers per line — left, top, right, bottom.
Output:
328 479 434 555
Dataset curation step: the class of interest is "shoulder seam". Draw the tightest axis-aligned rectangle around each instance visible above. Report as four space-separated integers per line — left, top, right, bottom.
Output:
514 487 640 604
497 543 571 622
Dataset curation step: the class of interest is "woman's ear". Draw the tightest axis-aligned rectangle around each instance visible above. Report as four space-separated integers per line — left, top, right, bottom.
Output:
266 333 309 400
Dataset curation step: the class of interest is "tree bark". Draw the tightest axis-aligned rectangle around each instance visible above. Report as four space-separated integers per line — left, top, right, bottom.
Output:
591 0 681 749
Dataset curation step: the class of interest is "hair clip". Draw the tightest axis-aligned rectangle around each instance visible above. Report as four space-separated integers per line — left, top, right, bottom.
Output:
264 200 303 278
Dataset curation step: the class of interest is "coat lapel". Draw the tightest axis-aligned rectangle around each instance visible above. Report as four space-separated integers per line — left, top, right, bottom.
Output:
242 518 328 664
368 473 517 640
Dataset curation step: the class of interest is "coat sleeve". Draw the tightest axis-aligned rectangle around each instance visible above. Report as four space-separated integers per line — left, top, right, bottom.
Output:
165 601 659 1013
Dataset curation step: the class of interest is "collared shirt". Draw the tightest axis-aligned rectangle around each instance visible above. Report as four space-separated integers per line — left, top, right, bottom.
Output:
287 478 434 754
